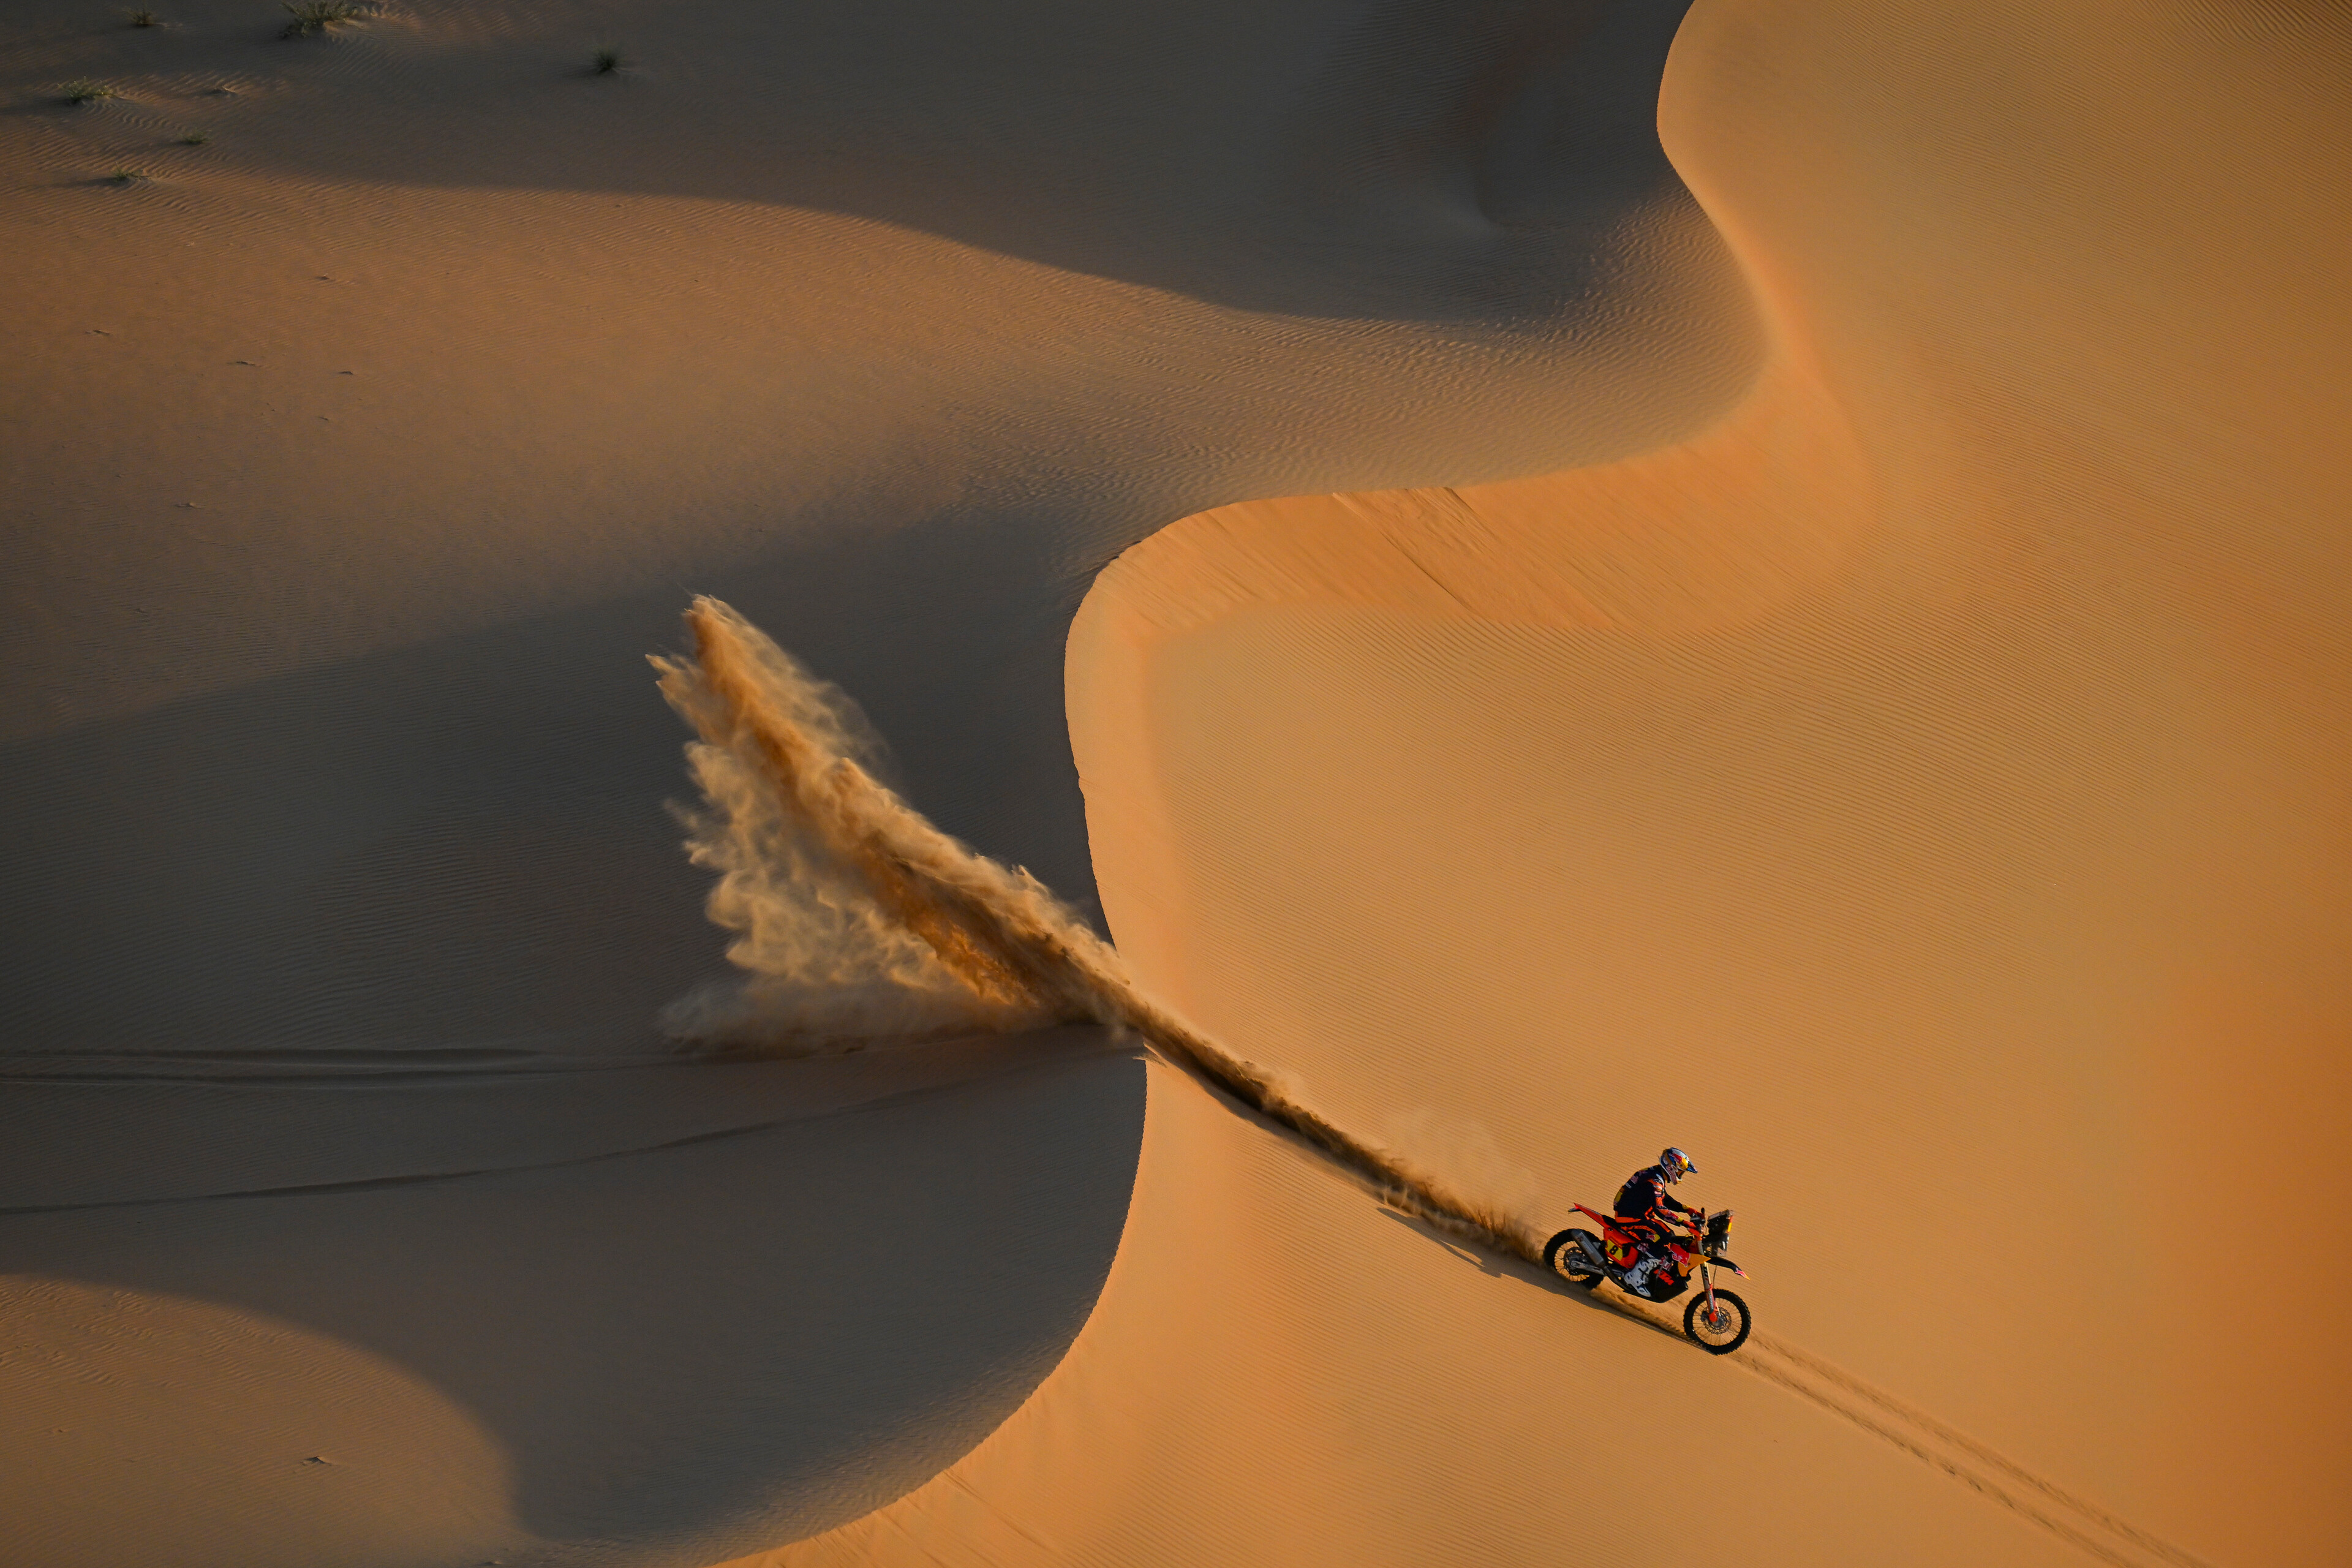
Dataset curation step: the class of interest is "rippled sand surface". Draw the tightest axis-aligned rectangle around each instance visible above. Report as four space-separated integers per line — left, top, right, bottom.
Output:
5 2 2346 1565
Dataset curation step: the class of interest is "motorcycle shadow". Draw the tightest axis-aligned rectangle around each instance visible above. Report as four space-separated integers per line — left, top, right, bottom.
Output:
1373 1205 1694 1348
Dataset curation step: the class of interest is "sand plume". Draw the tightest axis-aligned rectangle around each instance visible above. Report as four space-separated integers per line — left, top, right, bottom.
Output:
655 597 1542 1261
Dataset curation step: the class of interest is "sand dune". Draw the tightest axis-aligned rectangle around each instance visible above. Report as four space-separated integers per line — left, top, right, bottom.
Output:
7 0 2349 1563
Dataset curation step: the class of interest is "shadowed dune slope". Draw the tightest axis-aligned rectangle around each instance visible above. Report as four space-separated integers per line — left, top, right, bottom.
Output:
1 1035 1145 1567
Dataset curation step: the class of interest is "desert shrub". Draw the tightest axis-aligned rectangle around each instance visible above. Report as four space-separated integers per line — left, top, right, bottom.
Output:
281 2 363 37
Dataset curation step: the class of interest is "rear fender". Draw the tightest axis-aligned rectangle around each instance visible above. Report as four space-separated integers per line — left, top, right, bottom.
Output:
1572 1204 1642 1245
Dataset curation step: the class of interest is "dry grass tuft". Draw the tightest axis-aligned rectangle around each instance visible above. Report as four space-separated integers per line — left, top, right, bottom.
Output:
281 2 364 38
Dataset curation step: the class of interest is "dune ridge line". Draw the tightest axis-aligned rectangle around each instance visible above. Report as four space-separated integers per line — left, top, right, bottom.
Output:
652 596 1540 1262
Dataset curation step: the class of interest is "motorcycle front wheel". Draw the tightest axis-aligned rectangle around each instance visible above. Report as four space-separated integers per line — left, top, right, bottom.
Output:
1683 1288 1751 1355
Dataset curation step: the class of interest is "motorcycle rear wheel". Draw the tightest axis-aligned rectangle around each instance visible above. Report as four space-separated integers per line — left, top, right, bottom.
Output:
1683 1288 1751 1354
1541 1229 1606 1286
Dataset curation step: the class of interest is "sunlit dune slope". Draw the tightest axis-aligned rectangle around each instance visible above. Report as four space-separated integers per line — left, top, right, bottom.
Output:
766 1065 2093 1568
1035 3 2351 1564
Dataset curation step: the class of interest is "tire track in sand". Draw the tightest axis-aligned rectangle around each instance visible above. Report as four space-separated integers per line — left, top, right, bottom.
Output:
1579 1284 2211 1568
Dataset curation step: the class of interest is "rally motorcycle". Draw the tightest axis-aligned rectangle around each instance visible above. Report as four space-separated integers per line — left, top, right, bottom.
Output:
1541 1205 1752 1355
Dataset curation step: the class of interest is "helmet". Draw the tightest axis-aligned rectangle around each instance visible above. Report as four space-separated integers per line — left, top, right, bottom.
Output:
1660 1147 1696 1183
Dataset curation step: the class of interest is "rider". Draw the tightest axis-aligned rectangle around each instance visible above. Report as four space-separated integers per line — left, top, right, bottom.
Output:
1612 1147 1698 1293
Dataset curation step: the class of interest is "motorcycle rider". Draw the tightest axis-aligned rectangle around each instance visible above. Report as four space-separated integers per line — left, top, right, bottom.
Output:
1611 1147 1698 1294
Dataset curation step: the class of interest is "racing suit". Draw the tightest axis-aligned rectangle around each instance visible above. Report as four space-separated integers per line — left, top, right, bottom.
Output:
1608 1164 1694 1289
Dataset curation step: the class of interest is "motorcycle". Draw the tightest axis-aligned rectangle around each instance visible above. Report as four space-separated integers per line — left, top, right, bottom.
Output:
1541 1204 1752 1355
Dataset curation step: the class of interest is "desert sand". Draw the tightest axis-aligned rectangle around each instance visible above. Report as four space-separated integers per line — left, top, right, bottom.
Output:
5 1 2348 1566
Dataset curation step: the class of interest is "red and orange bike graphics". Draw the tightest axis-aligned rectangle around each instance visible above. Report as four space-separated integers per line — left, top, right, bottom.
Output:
1541 1204 1753 1354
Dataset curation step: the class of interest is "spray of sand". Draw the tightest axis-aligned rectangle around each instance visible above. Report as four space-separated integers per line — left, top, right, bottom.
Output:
653 597 1542 1262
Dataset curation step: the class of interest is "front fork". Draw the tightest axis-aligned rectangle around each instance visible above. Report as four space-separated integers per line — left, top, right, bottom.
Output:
1696 1210 1717 1322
